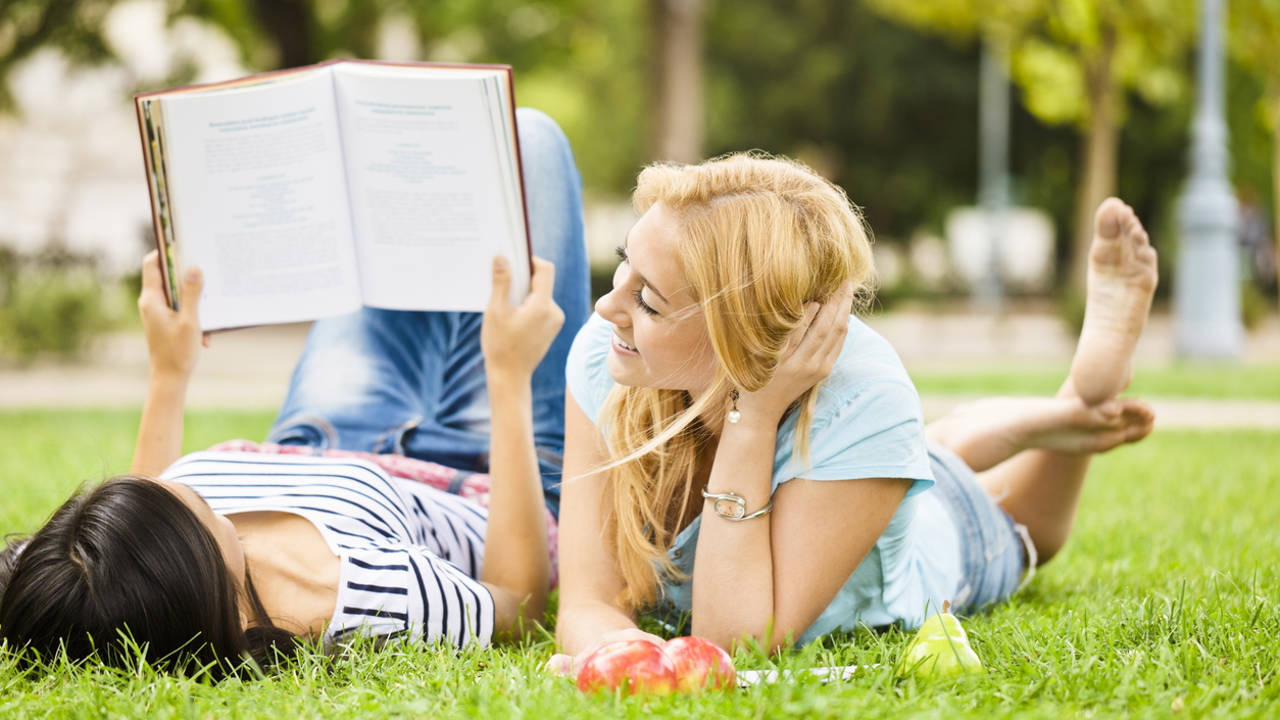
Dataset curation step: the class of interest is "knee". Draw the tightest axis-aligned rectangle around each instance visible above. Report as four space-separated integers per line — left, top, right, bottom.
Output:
517 108 578 175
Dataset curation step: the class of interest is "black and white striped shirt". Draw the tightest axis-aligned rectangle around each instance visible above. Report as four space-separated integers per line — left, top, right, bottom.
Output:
161 451 494 648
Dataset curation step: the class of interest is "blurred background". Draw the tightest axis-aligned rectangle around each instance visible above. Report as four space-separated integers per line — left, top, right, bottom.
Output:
1 0 1278 413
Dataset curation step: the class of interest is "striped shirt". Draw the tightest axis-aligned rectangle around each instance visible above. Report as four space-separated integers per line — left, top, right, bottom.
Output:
160 451 495 648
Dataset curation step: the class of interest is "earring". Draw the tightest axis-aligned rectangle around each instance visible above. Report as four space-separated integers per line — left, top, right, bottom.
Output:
727 388 741 424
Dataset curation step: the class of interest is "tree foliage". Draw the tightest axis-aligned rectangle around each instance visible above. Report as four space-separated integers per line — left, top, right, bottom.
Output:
863 0 1195 130
3 0 1277 299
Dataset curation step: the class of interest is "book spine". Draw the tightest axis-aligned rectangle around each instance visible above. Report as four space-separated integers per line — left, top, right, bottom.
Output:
135 97 179 310
503 68 534 267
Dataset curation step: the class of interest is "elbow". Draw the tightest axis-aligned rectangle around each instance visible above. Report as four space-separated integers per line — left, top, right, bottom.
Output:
690 618 756 655
690 618 796 656
520 585 549 637
496 590 548 641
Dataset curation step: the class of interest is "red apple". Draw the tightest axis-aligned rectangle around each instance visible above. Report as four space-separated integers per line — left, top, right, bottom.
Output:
662 636 736 692
576 640 679 695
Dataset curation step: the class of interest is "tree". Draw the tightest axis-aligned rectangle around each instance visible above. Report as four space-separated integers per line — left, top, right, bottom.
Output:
0 0 115 108
864 0 1197 291
649 0 707 162
1229 0 1280 301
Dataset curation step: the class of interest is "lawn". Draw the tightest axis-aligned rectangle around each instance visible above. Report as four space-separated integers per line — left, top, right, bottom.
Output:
908 362 1280 400
1 410 1277 718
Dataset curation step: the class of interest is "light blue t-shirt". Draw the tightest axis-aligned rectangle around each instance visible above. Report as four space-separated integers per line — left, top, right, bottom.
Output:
566 312 964 643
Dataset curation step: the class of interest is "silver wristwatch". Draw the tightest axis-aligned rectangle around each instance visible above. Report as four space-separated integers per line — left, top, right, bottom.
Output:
701 487 774 521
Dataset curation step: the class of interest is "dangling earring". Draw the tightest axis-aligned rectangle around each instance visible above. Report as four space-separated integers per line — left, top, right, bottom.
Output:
727 388 741 424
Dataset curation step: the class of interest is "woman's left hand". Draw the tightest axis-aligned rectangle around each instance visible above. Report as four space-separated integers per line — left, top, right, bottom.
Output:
138 250 206 379
481 255 565 381
735 281 855 421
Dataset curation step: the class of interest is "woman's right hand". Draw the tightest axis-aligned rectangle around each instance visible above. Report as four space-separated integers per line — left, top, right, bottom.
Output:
138 250 205 379
481 255 564 381
545 627 667 677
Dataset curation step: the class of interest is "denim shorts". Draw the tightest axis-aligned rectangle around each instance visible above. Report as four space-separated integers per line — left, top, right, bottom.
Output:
927 445 1035 615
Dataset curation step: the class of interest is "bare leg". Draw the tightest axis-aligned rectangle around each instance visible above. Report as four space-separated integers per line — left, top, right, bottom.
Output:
929 199 1158 564
926 395 1155 473
1067 198 1159 406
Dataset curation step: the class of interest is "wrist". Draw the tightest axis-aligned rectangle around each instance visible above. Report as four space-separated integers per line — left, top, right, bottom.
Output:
148 367 193 389
486 370 533 398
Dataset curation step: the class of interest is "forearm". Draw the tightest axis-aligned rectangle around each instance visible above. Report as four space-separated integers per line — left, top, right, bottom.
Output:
480 372 549 631
691 417 781 649
556 599 641 655
130 371 190 477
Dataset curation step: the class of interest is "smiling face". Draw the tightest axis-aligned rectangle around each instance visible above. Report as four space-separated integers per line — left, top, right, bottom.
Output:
594 204 719 394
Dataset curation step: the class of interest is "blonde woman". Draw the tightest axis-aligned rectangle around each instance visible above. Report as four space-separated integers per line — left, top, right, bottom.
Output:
552 153 1158 665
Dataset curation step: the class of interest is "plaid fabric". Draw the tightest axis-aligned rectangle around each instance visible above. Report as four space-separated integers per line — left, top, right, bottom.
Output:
208 439 559 587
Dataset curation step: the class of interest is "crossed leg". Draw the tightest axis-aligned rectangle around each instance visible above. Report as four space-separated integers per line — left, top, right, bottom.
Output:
926 198 1159 564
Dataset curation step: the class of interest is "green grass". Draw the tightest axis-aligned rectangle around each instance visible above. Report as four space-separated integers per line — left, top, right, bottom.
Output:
2 411 1278 717
909 362 1280 400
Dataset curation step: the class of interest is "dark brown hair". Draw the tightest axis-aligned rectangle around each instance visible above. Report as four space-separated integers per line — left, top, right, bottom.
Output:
0 477 296 679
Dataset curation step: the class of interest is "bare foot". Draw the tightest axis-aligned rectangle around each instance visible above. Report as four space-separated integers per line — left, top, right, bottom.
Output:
927 396 1156 472
1067 198 1159 406
1019 397 1155 455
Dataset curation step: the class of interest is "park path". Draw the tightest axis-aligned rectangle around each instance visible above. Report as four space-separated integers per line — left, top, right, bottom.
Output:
2 310 1278 430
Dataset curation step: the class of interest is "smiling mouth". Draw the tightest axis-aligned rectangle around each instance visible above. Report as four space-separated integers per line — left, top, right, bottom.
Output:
614 335 639 353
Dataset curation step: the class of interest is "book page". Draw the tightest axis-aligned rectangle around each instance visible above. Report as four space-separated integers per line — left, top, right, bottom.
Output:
159 69 361 330
332 64 528 311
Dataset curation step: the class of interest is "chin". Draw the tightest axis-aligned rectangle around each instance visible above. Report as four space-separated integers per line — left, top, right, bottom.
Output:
606 354 645 387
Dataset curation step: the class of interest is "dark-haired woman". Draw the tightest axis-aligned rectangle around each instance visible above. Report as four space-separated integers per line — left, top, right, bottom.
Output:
0 109 589 677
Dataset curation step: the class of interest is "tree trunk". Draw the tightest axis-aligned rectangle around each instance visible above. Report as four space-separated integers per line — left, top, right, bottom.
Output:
649 0 707 163
1070 26 1119 293
252 0 315 68
1273 91 1280 305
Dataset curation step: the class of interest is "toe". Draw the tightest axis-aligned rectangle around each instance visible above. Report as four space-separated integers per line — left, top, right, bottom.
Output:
1095 197 1128 240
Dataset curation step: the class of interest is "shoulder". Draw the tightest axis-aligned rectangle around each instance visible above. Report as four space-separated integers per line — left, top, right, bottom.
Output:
565 313 617 424
822 316 917 404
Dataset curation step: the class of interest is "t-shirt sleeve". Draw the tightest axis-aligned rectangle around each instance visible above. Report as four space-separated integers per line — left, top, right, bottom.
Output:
777 379 934 498
330 545 495 649
564 313 616 424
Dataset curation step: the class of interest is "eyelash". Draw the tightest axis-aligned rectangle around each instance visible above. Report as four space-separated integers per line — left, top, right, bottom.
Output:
632 289 658 316
616 246 659 316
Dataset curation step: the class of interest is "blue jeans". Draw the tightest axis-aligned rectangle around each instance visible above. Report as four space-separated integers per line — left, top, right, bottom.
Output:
266 108 590 517
928 445 1029 614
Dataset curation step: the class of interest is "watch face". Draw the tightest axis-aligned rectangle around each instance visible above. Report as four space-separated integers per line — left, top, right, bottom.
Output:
713 496 746 519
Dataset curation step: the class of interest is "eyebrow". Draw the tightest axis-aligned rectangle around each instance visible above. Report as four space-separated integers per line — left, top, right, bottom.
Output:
619 232 671 305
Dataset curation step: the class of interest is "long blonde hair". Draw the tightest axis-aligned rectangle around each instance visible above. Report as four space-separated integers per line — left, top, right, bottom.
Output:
601 152 875 610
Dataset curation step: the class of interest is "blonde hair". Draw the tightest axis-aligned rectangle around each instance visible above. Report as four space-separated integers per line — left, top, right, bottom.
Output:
601 152 875 610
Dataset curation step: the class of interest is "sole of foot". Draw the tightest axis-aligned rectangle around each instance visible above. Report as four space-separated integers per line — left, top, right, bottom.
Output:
929 396 1156 472
1068 198 1159 407
1022 397 1156 456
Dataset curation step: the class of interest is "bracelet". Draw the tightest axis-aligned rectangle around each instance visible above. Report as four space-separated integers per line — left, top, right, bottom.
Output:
701 487 773 521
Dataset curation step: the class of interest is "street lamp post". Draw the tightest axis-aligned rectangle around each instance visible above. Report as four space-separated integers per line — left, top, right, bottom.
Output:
1175 0 1241 359
976 37 1010 311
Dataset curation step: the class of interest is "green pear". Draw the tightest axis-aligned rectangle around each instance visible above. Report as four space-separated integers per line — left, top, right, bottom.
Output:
898 609 983 678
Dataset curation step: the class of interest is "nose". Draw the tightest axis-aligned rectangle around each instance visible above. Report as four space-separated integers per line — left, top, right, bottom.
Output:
594 265 629 325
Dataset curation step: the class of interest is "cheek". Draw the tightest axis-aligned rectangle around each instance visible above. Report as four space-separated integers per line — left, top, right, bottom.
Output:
644 322 717 383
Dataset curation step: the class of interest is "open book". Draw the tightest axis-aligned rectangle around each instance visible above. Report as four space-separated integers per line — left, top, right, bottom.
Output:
135 59 530 331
